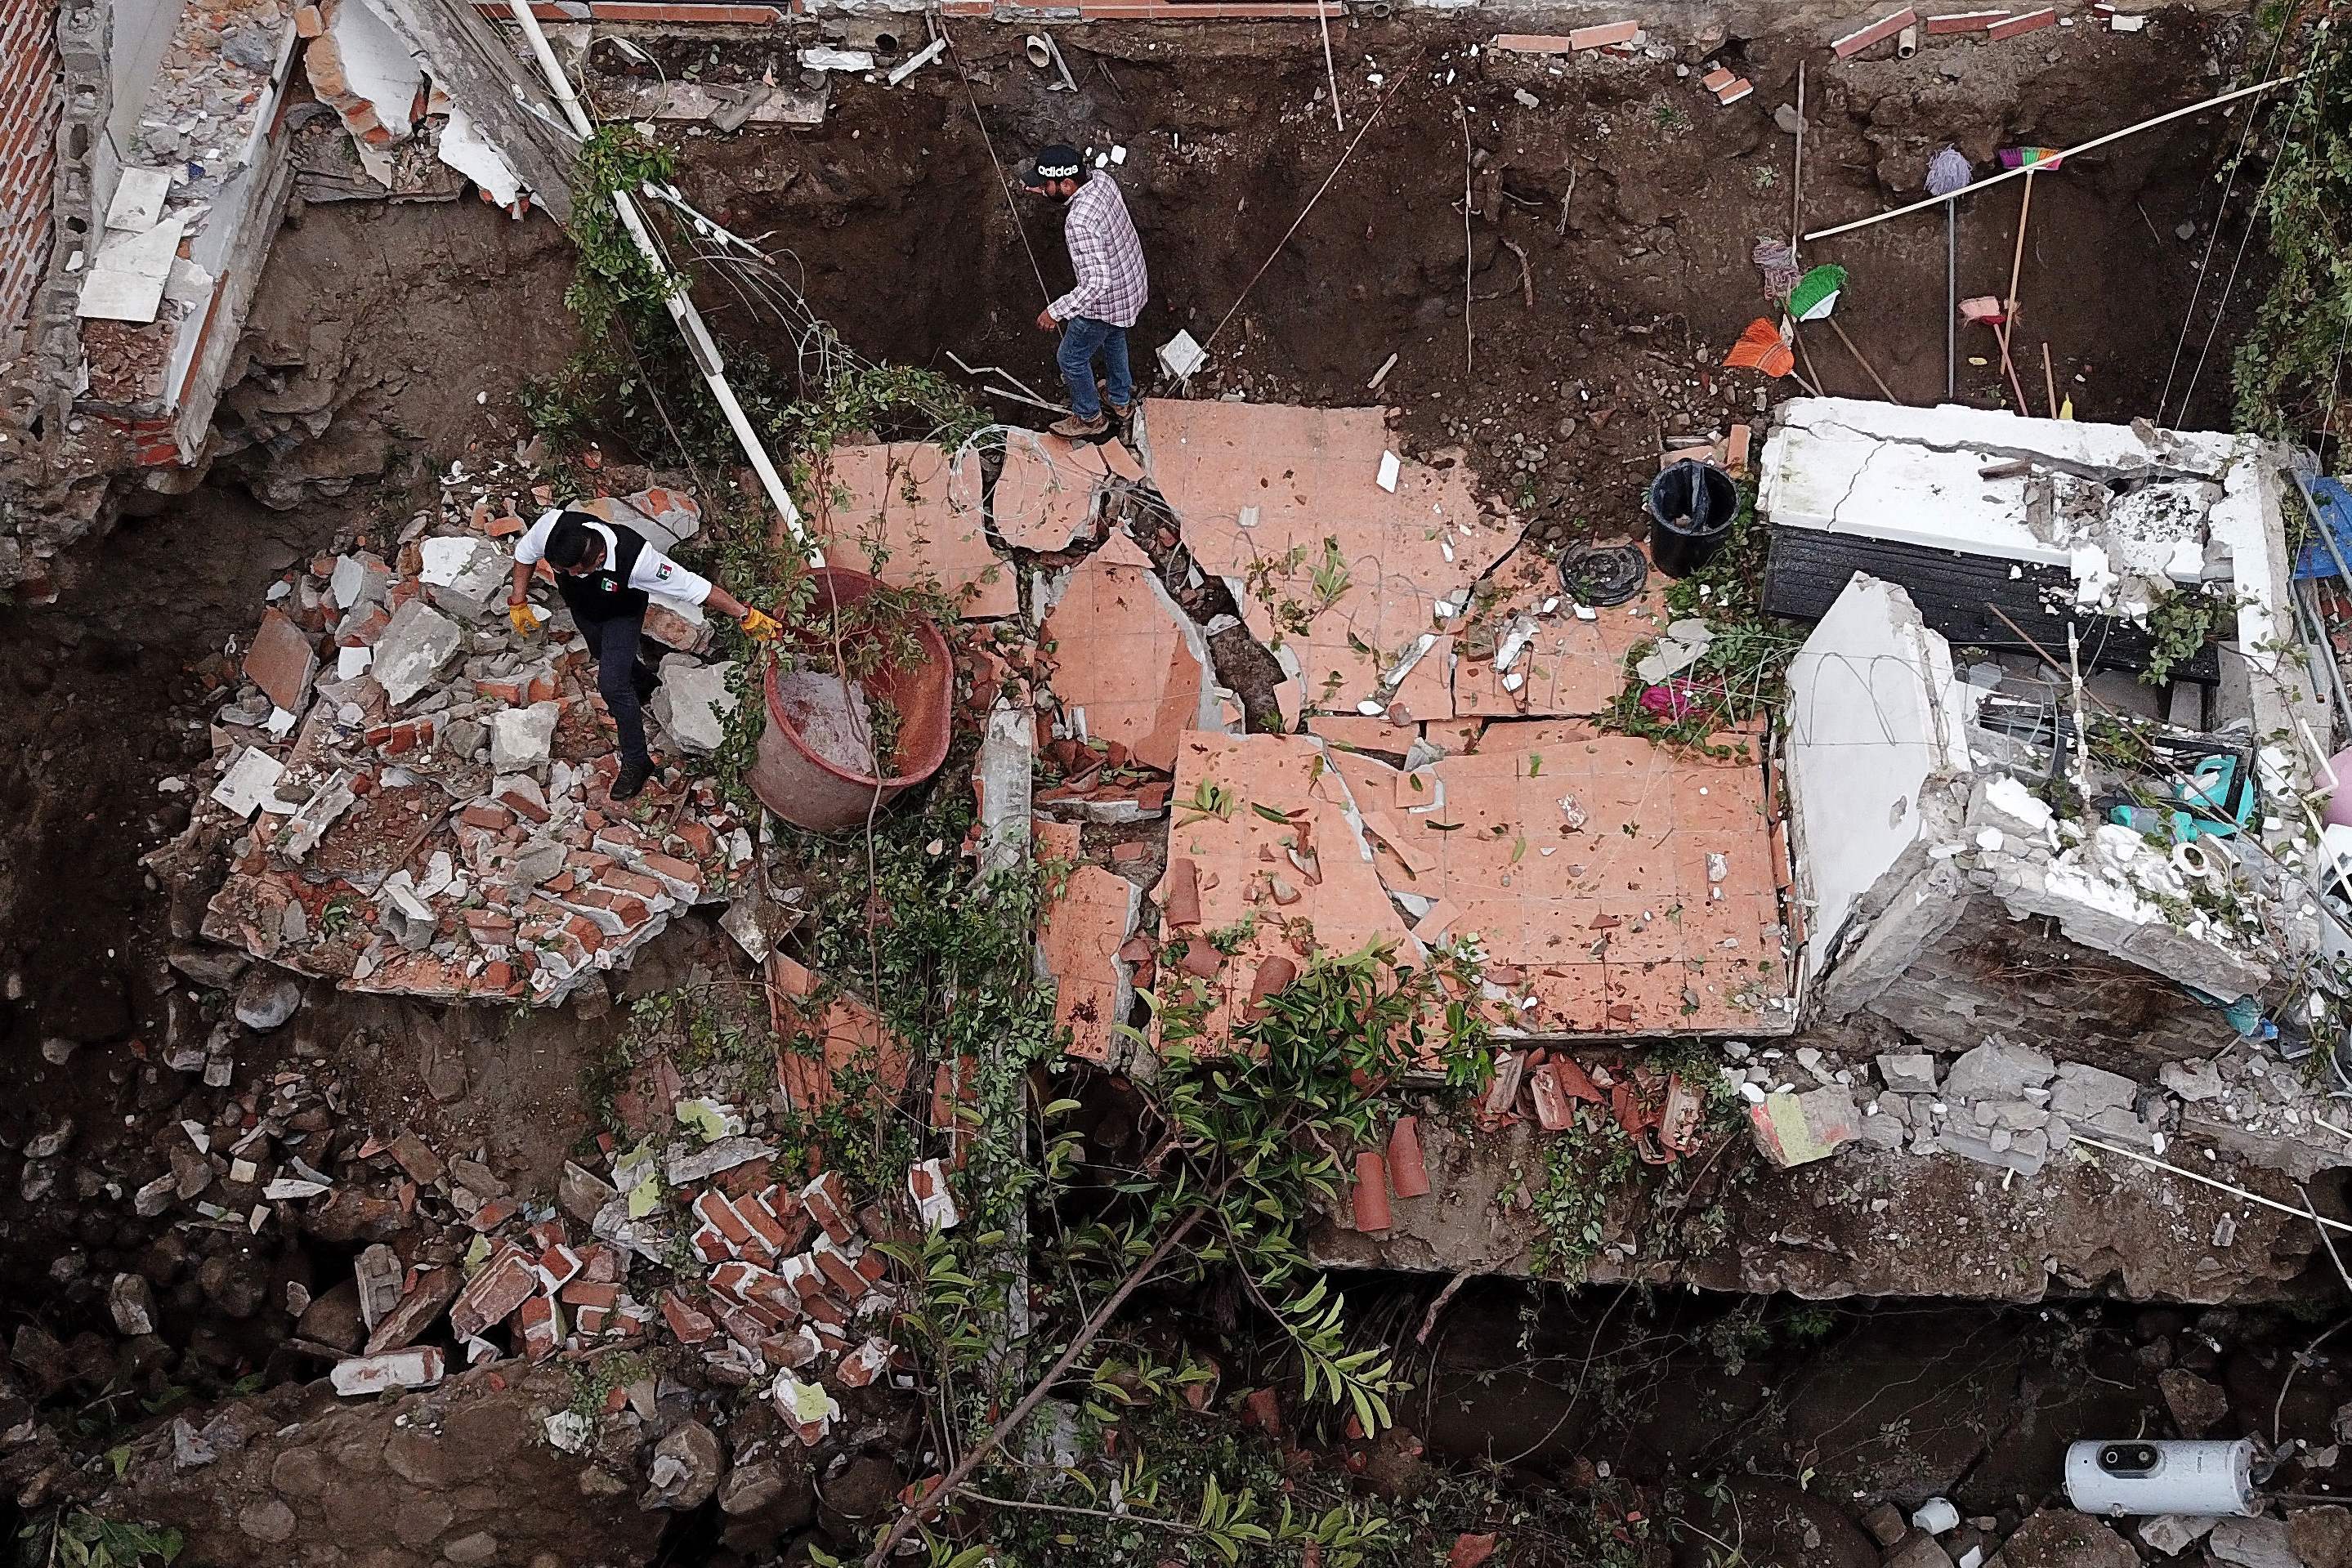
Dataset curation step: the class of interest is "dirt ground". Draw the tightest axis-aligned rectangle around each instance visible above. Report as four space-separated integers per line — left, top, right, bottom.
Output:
639 7 2260 545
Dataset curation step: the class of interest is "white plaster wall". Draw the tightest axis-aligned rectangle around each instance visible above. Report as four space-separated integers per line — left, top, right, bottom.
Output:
1784 572 1972 977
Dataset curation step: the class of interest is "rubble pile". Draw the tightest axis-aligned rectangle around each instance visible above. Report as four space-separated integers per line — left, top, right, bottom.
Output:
159 482 750 1005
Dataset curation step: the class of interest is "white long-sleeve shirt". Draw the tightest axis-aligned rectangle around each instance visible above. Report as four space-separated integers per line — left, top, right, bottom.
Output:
514 508 713 605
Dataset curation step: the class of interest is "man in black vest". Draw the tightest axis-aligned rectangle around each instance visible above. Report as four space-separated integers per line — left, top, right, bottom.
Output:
505 509 779 801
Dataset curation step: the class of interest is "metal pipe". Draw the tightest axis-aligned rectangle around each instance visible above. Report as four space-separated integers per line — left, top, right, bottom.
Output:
1945 198 1956 402
1804 75 2298 243
502 0 820 564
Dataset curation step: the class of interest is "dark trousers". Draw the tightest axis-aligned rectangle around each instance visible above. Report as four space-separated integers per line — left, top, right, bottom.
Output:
582 610 659 766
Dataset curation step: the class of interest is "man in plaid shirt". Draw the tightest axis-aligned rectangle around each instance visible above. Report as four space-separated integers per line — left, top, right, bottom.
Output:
1023 143 1149 439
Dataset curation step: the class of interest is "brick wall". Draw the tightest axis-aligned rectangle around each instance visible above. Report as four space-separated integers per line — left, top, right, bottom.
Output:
0 0 62 351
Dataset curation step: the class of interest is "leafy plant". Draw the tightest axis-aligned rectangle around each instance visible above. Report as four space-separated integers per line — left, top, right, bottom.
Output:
15 1513 183 1568
2234 13 2352 438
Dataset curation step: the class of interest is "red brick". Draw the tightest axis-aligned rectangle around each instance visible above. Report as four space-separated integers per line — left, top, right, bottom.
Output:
560 1279 618 1309
1925 8 2008 29
449 1244 538 1339
1567 18 1639 47
516 1294 561 1360
244 608 319 713
635 851 704 889
800 1171 854 1245
694 1191 756 1251
1986 5 2055 37
460 803 512 831
1831 6 1916 55
812 1244 867 1299
660 1292 718 1344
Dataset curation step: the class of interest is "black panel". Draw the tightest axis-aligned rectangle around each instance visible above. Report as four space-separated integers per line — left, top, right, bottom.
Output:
1762 527 2224 686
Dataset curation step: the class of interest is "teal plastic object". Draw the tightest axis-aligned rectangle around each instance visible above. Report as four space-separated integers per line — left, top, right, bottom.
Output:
2103 754 2252 843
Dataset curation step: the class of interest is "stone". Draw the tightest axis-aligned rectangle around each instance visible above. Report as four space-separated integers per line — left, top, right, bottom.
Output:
1877 1052 1938 1094
271 1446 330 1498
2137 1515 2219 1556
232 970 302 1031
2161 1057 2227 1102
168 944 248 989
2209 1517 2302 1568
1986 1510 2135 1568
238 1499 297 1544
296 1278 366 1351
650 656 738 754
2290 1505 2352 1568
108 1273 156 1336
1943 1040 2056 1101
1886 1532 1956 1568
1862 1503 1909 1548
2158 1367 2229 1436
373 601 464 706
559 1161 618 1225
443 1530 500 1564
2049 1063 2138 1120
1749 1088 1858 1166
490 702 560 774
644 1419 726 1509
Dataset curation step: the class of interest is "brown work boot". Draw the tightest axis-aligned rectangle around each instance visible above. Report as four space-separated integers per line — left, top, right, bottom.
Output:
1050 412 1110 439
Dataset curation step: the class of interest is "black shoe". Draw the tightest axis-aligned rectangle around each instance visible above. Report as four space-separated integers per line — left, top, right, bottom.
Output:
611 757 654 802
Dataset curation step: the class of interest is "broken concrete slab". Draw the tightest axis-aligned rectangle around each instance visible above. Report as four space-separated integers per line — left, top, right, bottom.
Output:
650 657 738 755
1452 547 1666 719
1035 819 1143 1065
1137 401 1518 718
372 600 463 706
212 748 293 818
1159 730 1419 1049
1039 531 1218 774
1330 722 1791 1034
489 702 560 775
807 441 1014 619
994 429 1105 553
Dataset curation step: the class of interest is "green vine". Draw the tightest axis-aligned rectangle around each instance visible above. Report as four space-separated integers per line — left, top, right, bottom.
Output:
2234 10 2352 438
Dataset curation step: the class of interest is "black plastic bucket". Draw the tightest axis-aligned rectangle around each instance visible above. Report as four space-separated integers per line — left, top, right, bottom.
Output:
1647 459 1737 578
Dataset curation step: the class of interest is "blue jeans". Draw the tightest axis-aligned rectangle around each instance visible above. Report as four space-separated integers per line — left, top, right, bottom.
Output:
1057 316 1133 419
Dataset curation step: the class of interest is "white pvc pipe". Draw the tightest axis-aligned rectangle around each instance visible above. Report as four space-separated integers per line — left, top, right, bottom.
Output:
503 0 820 565
1804 74 2298 243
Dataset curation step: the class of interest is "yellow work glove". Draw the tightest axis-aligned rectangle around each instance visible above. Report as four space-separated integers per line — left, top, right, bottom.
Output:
740 608 782 644
508 601 539 638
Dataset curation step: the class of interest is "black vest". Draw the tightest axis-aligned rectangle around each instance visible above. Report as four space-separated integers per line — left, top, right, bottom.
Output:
557 523 649 623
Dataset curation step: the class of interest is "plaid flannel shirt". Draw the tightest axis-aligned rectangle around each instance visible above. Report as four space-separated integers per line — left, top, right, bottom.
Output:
1049 175 1149 328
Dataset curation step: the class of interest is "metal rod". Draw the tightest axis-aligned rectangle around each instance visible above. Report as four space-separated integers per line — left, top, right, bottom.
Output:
1945 198 1956 401
502 0 820 564
1804 75 2299 242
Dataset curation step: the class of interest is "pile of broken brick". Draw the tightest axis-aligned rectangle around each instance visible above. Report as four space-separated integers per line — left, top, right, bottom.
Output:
283 1115 943 1449
162 483 751 1006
